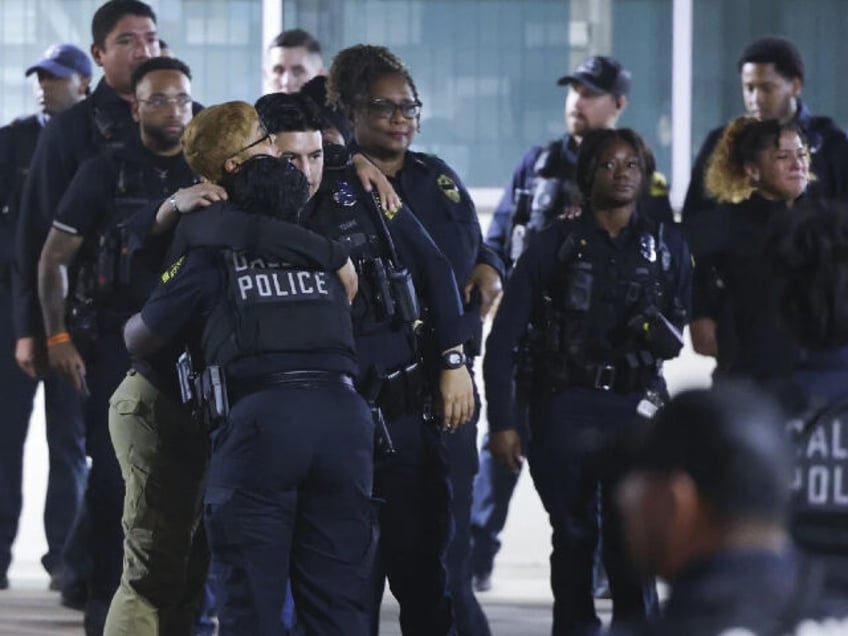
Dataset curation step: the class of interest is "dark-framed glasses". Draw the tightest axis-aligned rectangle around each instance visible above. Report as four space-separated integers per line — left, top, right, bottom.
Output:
232 128 273 157
138 94 193 109
365 98 422 120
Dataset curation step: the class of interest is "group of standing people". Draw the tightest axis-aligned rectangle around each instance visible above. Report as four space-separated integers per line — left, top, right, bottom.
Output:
1 2 848 636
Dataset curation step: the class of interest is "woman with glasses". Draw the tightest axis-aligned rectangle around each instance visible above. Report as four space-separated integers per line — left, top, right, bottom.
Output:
327 45 502 636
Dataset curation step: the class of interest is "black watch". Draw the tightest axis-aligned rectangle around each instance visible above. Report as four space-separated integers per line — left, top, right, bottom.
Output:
441 350 466 369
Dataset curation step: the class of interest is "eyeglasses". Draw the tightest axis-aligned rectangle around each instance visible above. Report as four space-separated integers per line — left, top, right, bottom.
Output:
137 95 193 109
364 98 422 120
231 129 272 157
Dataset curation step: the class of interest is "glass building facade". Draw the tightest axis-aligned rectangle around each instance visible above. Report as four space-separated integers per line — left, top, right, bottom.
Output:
1 0 847 194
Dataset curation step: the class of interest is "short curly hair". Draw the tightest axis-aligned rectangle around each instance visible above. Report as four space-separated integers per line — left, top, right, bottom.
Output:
326 44 421 127
705 116 806 203
182 101 257 183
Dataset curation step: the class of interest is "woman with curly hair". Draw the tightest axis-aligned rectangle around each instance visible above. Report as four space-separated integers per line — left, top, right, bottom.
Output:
689 115 809 386
327 44 500 636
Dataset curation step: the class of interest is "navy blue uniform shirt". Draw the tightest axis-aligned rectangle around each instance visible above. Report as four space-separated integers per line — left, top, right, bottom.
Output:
486 133 675 268
14 78 202 338
484 211 691 433
0 114 43 264
389 151 505 353
307 161 467 355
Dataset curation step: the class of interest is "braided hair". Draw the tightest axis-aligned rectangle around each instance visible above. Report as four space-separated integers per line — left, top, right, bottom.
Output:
326 44 422 130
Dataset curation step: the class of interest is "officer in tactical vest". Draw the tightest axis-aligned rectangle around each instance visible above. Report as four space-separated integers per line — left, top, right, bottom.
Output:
0 42 91 595
484 128 691 635
36 56 203 634
124 102 376 635
473 56 673 593
767 203 848 610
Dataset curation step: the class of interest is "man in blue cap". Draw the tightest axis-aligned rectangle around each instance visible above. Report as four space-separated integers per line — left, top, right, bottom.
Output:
0 42 91 592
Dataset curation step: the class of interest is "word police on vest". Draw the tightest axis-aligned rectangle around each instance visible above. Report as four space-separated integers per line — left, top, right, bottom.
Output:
787 415 848 509
231 252 332 303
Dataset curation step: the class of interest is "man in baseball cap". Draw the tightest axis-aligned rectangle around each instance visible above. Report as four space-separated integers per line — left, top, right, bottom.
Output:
25 44 93 116
556 55 631 140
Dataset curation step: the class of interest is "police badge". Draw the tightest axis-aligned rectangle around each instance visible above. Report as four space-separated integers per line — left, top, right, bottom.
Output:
639 232 657 263
436 174 461 203
332 180 357 207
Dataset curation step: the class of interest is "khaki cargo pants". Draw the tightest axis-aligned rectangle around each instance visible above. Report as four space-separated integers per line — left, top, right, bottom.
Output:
103 370 210 636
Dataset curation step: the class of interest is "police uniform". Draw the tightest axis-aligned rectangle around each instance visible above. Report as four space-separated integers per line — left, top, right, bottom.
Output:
306 149 469 635
784 347 848 608
50 138 196 631
138 246 375 635
484 211 691 634
0 113 86 585
387 150 502 636
474 134 673 587
689 194 798 384
682 99 848 228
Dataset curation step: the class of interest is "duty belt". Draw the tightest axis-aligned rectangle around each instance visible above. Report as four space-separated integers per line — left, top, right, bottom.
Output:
229 370 354 404
568 358 658 394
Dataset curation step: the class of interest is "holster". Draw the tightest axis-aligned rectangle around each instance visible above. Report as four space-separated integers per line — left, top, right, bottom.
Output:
377 362 424 421
193 365 230 430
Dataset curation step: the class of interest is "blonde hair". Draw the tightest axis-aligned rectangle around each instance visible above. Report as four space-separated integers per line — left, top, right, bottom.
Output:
182 101 257 183
705 115 807 204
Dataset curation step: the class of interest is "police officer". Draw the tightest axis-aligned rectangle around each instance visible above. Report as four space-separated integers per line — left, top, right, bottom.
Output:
263 28 325 95
766 204 848 608
0 43 90 593
485 128 691 635
37 56 201 634
614 384 844 636
475 55 673 593
327 44 504 636
124 101 376 636
682 36 848 228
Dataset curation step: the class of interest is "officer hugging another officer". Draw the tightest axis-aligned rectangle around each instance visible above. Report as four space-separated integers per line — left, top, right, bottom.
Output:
123 102 377 635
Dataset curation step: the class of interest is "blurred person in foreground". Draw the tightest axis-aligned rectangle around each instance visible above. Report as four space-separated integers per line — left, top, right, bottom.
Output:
616 383 848 635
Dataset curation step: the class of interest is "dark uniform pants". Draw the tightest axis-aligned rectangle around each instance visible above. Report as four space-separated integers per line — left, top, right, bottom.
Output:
444 392 491 636
371 410 454 636
205 381 376 636
104 370 210 636
527 388 659 636
0 289 86 578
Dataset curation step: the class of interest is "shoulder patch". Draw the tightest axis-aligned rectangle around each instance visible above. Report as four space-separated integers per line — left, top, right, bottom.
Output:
436 174 461 203
650 171 669 197
161 255 186 283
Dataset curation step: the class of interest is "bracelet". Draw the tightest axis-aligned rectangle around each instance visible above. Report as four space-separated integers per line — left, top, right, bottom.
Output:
168 194 179 214
47 332 71 347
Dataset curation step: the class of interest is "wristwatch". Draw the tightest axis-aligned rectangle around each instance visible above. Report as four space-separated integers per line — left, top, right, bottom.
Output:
441 350 466 369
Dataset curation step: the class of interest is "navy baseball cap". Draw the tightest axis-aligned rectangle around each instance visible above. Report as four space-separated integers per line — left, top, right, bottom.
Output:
25 44 92 78
557 56 631 97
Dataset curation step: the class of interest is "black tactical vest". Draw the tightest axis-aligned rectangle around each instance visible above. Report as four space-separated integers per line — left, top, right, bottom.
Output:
788 399 848 557
202 249 355 369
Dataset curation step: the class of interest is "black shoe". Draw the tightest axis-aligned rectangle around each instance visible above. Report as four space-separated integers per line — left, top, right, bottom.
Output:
60 582 87 612
0 575 8 590
593 580 611 600
473 572 492 592
49 570 63 591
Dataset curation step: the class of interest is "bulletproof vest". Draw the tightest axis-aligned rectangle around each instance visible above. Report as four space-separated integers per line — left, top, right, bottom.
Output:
1 116 40 226
508 139 581 264
787 398 848 556
541 216 678 365
202 249 355 369
310 168 419 337
77 148 196 310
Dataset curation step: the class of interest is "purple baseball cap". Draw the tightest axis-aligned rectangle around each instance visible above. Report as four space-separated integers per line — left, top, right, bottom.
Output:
25 44 92 78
